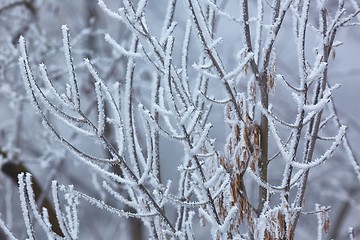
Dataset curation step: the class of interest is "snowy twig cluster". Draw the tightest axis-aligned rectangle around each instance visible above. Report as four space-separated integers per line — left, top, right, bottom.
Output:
1 0 360 239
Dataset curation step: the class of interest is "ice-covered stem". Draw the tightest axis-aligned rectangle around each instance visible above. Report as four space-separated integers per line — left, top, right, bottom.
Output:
328 97 360 184
182 125 221 225
160 0 177 41
62 25 80 110
187 0 245 124
315 204 330 239
151 74 161 182
241 0 259 78
282 0 311 207
124 35 141 177
0 217 16 240
292 2 350 233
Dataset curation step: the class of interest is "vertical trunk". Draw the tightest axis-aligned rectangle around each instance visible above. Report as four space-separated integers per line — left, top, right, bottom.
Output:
257 73 269 213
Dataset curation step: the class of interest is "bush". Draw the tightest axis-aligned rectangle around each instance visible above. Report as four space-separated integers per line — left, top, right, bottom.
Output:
1 0 360 239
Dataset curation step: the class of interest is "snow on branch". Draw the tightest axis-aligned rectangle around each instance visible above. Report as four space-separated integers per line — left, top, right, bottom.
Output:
98 0 123 21
62 25 80 110
0 216 17 240
58 183 158 219
105 34 143 58
18 173 35 240
291 126 346 170
10 0 360 239
94 81 105 136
